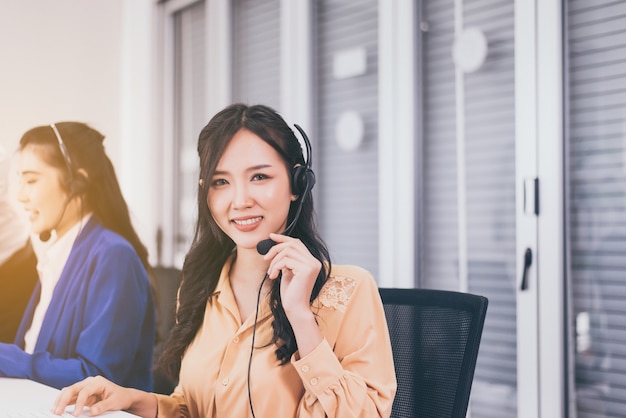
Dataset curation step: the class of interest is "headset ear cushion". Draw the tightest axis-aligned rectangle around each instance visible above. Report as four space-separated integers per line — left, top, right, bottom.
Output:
291 166 316 196
304 169 316 191
291 166 308 196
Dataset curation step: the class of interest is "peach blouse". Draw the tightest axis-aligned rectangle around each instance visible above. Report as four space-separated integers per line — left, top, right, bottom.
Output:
155 260 396 417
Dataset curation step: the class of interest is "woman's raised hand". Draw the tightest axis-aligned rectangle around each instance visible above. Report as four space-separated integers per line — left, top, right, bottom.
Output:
264 233 321 316
263 233 324 357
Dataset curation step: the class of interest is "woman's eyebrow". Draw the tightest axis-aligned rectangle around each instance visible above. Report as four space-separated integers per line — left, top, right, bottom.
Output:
213 164 273 176
19 170 42 176
247 164 273 171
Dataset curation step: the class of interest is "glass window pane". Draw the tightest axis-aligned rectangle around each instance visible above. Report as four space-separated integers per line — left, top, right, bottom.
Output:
232 0 280 108
566 1 626 416
419 0 517 415
173 1 205 267
315 0 379 278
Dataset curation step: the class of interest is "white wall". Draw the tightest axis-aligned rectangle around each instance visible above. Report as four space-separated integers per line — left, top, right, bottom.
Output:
0 0 124 158
0 0 157 262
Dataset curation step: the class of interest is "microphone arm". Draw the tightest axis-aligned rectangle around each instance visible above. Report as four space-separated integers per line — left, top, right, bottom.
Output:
256 201 302 255
256 178 310 255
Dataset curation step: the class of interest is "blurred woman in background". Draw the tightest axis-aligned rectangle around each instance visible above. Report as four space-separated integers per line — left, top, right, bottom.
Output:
0 122 156 391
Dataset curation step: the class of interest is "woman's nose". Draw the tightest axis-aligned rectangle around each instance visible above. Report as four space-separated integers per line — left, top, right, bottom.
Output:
16 182 28 203
232 183 252 209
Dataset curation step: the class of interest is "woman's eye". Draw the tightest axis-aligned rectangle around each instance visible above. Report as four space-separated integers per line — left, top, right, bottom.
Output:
211 178 228 187
252 173 269 181
21 177 37 185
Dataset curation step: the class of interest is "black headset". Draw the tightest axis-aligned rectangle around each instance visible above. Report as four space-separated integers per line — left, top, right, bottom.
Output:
256 124 315 255
39 124 87 242
290 124 316 197
50 123 88 198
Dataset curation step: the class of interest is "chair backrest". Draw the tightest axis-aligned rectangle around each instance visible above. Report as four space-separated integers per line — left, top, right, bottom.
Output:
152 266 183 394
379 288 488 418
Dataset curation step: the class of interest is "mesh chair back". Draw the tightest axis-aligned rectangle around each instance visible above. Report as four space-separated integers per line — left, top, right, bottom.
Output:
379 288 488 418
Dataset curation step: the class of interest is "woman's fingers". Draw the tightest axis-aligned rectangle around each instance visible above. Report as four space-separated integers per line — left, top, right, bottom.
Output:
82 397 117 417
264 233 315 278
54 380 87 415
53 376 122 417
262 233 322 316
72 378 104 416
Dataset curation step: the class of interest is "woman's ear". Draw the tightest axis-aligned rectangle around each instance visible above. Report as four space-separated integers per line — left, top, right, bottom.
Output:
70 168 90 197
76 168 89 180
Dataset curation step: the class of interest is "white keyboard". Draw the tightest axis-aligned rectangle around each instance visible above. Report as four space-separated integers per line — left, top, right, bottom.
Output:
1 412 73 418
0 378 138 417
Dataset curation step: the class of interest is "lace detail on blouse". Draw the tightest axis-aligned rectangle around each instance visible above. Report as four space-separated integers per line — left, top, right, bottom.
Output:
318 275 357 312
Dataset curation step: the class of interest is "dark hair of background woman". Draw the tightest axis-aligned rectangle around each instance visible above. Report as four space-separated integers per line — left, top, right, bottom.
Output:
157 103 331 382
18 122 155 290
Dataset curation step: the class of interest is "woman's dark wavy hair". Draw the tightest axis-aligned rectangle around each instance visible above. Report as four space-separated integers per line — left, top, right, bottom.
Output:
18 122 155 290
157 103 331 381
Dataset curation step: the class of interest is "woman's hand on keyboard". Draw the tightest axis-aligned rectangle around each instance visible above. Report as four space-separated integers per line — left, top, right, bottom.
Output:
52 375 157 417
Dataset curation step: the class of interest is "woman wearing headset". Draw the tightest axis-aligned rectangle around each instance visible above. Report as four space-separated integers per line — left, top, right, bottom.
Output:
0 122 156 391
54 104 396 417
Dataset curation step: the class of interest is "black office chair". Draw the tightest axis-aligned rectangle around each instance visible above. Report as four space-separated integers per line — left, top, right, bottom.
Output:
152 266 183 394
379 288 488 418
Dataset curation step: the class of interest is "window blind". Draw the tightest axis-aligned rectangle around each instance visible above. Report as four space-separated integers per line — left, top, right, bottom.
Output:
315 0 379 278
173 1 205 267
464 1 517 416
232 0 280 109
420 0 517 416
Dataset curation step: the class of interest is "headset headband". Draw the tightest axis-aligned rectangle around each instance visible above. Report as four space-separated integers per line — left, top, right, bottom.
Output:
50 123 75 181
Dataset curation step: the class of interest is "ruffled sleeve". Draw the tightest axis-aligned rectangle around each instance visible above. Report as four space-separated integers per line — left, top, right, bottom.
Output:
292 266 397 417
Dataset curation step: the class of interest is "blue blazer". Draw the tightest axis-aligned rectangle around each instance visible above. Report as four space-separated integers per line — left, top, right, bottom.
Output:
0 218 155 390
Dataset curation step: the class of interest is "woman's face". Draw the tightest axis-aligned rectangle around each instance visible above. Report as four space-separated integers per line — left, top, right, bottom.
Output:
16 144 81 239
207 129 297 252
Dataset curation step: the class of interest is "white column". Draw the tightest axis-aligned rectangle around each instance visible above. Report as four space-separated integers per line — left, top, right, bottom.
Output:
378 0 416 287
121 0 157 263
206 0 232 118
515 0 540 416
453 0 468 294
537 0 565 416
280 0 313 135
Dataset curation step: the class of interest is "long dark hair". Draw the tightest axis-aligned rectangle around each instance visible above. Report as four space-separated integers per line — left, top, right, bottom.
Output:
157 103 331 381
18 122 154 285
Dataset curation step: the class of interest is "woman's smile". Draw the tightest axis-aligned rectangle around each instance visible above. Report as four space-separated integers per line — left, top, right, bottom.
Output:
232 216 263 232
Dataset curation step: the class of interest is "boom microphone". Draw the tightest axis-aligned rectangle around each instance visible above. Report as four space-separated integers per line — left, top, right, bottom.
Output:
37 123 74 244
256 220 296 256
256 171 315 255
39 230 52 242
256 168 315 255
256 237 279 256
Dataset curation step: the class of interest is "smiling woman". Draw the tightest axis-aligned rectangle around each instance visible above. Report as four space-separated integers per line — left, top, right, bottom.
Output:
0 122 156 392
207 128 297 253
18 139 85 241
53 104 397 418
